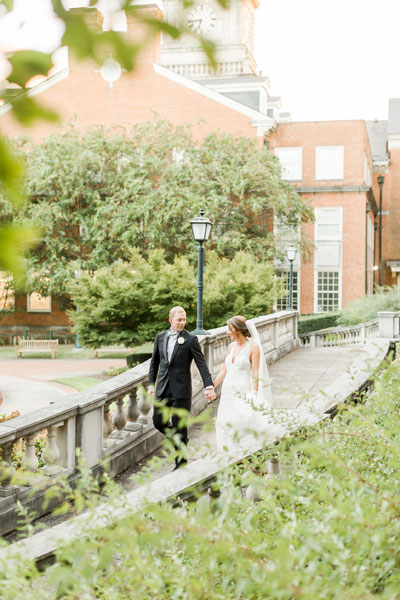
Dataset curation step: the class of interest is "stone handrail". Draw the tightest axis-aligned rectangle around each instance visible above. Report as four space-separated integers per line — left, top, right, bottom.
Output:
299 318 379 348
0 310 299 536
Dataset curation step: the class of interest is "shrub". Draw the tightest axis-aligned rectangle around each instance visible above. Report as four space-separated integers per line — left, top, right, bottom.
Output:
298 312 340 334
68 249 283 347
338 286 400 325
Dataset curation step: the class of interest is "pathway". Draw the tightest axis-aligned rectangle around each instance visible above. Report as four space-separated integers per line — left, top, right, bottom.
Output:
1 344 367 542
0 357 126 415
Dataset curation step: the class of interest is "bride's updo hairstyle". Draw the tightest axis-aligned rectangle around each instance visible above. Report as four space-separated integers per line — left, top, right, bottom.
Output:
227 315 250 338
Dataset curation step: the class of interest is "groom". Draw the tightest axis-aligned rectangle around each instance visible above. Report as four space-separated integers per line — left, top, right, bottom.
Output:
148 306 216 469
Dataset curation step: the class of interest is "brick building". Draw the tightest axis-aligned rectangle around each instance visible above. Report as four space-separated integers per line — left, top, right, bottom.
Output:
1 1 399 336
269 120 378 314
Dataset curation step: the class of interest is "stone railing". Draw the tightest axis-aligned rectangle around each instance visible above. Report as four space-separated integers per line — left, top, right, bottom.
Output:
0 310 299 536
299 318 379 348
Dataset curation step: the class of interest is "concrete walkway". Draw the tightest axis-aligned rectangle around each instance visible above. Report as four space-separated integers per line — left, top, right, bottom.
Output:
113 344 366 490
270 345 364 409
0 358 126 415
0 346 363 418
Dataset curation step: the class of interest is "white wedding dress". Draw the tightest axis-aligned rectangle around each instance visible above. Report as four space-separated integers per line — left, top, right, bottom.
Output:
215 322 273 455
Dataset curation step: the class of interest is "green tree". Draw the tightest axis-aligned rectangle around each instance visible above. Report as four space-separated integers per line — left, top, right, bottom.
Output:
68 248 282 346
0 0 230 283
7 122 311 299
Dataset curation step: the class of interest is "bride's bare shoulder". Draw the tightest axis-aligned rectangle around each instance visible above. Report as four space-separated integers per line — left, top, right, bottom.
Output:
249 341 260 354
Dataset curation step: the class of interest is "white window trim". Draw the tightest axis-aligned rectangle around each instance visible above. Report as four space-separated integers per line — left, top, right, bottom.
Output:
314 207 342 312
315 145 344 181
314 206 343 242
275 146 303 181
313 269 342 313
27 294 52 313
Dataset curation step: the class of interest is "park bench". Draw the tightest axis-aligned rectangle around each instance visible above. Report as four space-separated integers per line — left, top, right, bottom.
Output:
93 345 130 358
15 339 59 359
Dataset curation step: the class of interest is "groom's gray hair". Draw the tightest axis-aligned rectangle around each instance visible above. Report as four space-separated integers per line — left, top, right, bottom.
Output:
169 306 186 319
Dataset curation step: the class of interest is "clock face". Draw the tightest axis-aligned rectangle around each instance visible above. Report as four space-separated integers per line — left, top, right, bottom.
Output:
187 4 217 34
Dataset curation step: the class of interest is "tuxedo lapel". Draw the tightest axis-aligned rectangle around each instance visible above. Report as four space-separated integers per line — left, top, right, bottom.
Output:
162 331 169 362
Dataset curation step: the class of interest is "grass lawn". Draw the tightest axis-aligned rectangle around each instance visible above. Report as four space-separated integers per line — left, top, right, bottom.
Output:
51 376 104 391
0 343 153 360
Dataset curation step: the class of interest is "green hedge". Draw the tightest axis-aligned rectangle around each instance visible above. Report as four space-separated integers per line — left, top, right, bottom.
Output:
126 352 153 369
298 312 340 335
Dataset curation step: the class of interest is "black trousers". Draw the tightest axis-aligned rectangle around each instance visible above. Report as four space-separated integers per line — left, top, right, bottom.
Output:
152 383 191 449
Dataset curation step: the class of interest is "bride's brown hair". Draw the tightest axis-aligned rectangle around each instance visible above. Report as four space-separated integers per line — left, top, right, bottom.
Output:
227 315 250 337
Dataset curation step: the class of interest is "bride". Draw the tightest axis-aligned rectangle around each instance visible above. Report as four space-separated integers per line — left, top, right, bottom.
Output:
214 316 272 454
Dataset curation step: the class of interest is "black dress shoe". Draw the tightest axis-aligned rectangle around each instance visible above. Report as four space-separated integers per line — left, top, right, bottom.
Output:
174 458 188 471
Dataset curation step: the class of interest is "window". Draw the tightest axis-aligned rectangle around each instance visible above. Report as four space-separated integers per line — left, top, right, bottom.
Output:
277 270 299 311
0 272 14 310
314 207 342 312
27 293 51 312
275 147 302 181
315 146 344 180
317 271 339 312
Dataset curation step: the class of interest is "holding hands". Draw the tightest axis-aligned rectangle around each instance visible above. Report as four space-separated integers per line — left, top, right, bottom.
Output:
205 387 216 402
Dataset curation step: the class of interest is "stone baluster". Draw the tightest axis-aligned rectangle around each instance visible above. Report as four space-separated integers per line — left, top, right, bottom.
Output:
138 386 153 426
22 434 39 472
110 395 128 439
0 442 16 496
43 424 65 475
125 389 142 432
103 400 114 441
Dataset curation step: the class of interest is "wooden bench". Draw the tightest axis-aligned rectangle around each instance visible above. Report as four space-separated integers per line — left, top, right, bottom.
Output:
15 339 59 359
93 345 129 358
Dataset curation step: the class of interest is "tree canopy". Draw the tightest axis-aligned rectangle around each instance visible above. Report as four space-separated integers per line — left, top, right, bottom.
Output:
68 248 283 346
7 121 311 299
0 0 231 283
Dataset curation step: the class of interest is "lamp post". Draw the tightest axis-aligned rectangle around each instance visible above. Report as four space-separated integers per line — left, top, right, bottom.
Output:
73 268 82 350
286 244 297 310
377 175 384 287
190 209 213 335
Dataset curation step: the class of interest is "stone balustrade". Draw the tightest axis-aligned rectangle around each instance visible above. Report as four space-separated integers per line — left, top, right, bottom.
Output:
0 310 299 535
299 318 380 348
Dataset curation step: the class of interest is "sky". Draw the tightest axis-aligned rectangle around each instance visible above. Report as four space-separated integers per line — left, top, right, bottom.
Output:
1 0 400 122
254 0 400 122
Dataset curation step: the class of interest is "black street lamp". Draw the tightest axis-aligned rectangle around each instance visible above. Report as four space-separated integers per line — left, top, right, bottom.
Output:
286 244 297 310
377 175 384 287
190 209 213 335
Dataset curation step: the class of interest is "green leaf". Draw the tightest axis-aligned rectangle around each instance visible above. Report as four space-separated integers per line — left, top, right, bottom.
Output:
0 224 38 288
8 95 59 125
0 137 25 205
142 18 182 39
1 0 14 10
199 38 217 69
8 50 53 87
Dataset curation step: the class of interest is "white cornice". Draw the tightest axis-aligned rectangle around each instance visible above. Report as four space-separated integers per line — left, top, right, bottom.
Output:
153 62 275 132
388 133 400 150
0 68 70 116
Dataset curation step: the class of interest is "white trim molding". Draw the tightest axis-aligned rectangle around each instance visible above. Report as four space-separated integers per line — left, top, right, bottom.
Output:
0 68 70 116
152 62 275 133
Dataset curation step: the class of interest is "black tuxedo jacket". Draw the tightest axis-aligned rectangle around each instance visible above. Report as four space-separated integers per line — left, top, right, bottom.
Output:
148 328 213 399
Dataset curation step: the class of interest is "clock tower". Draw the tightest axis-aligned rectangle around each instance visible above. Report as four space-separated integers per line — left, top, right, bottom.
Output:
162 0 258 78
161 0 277 119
